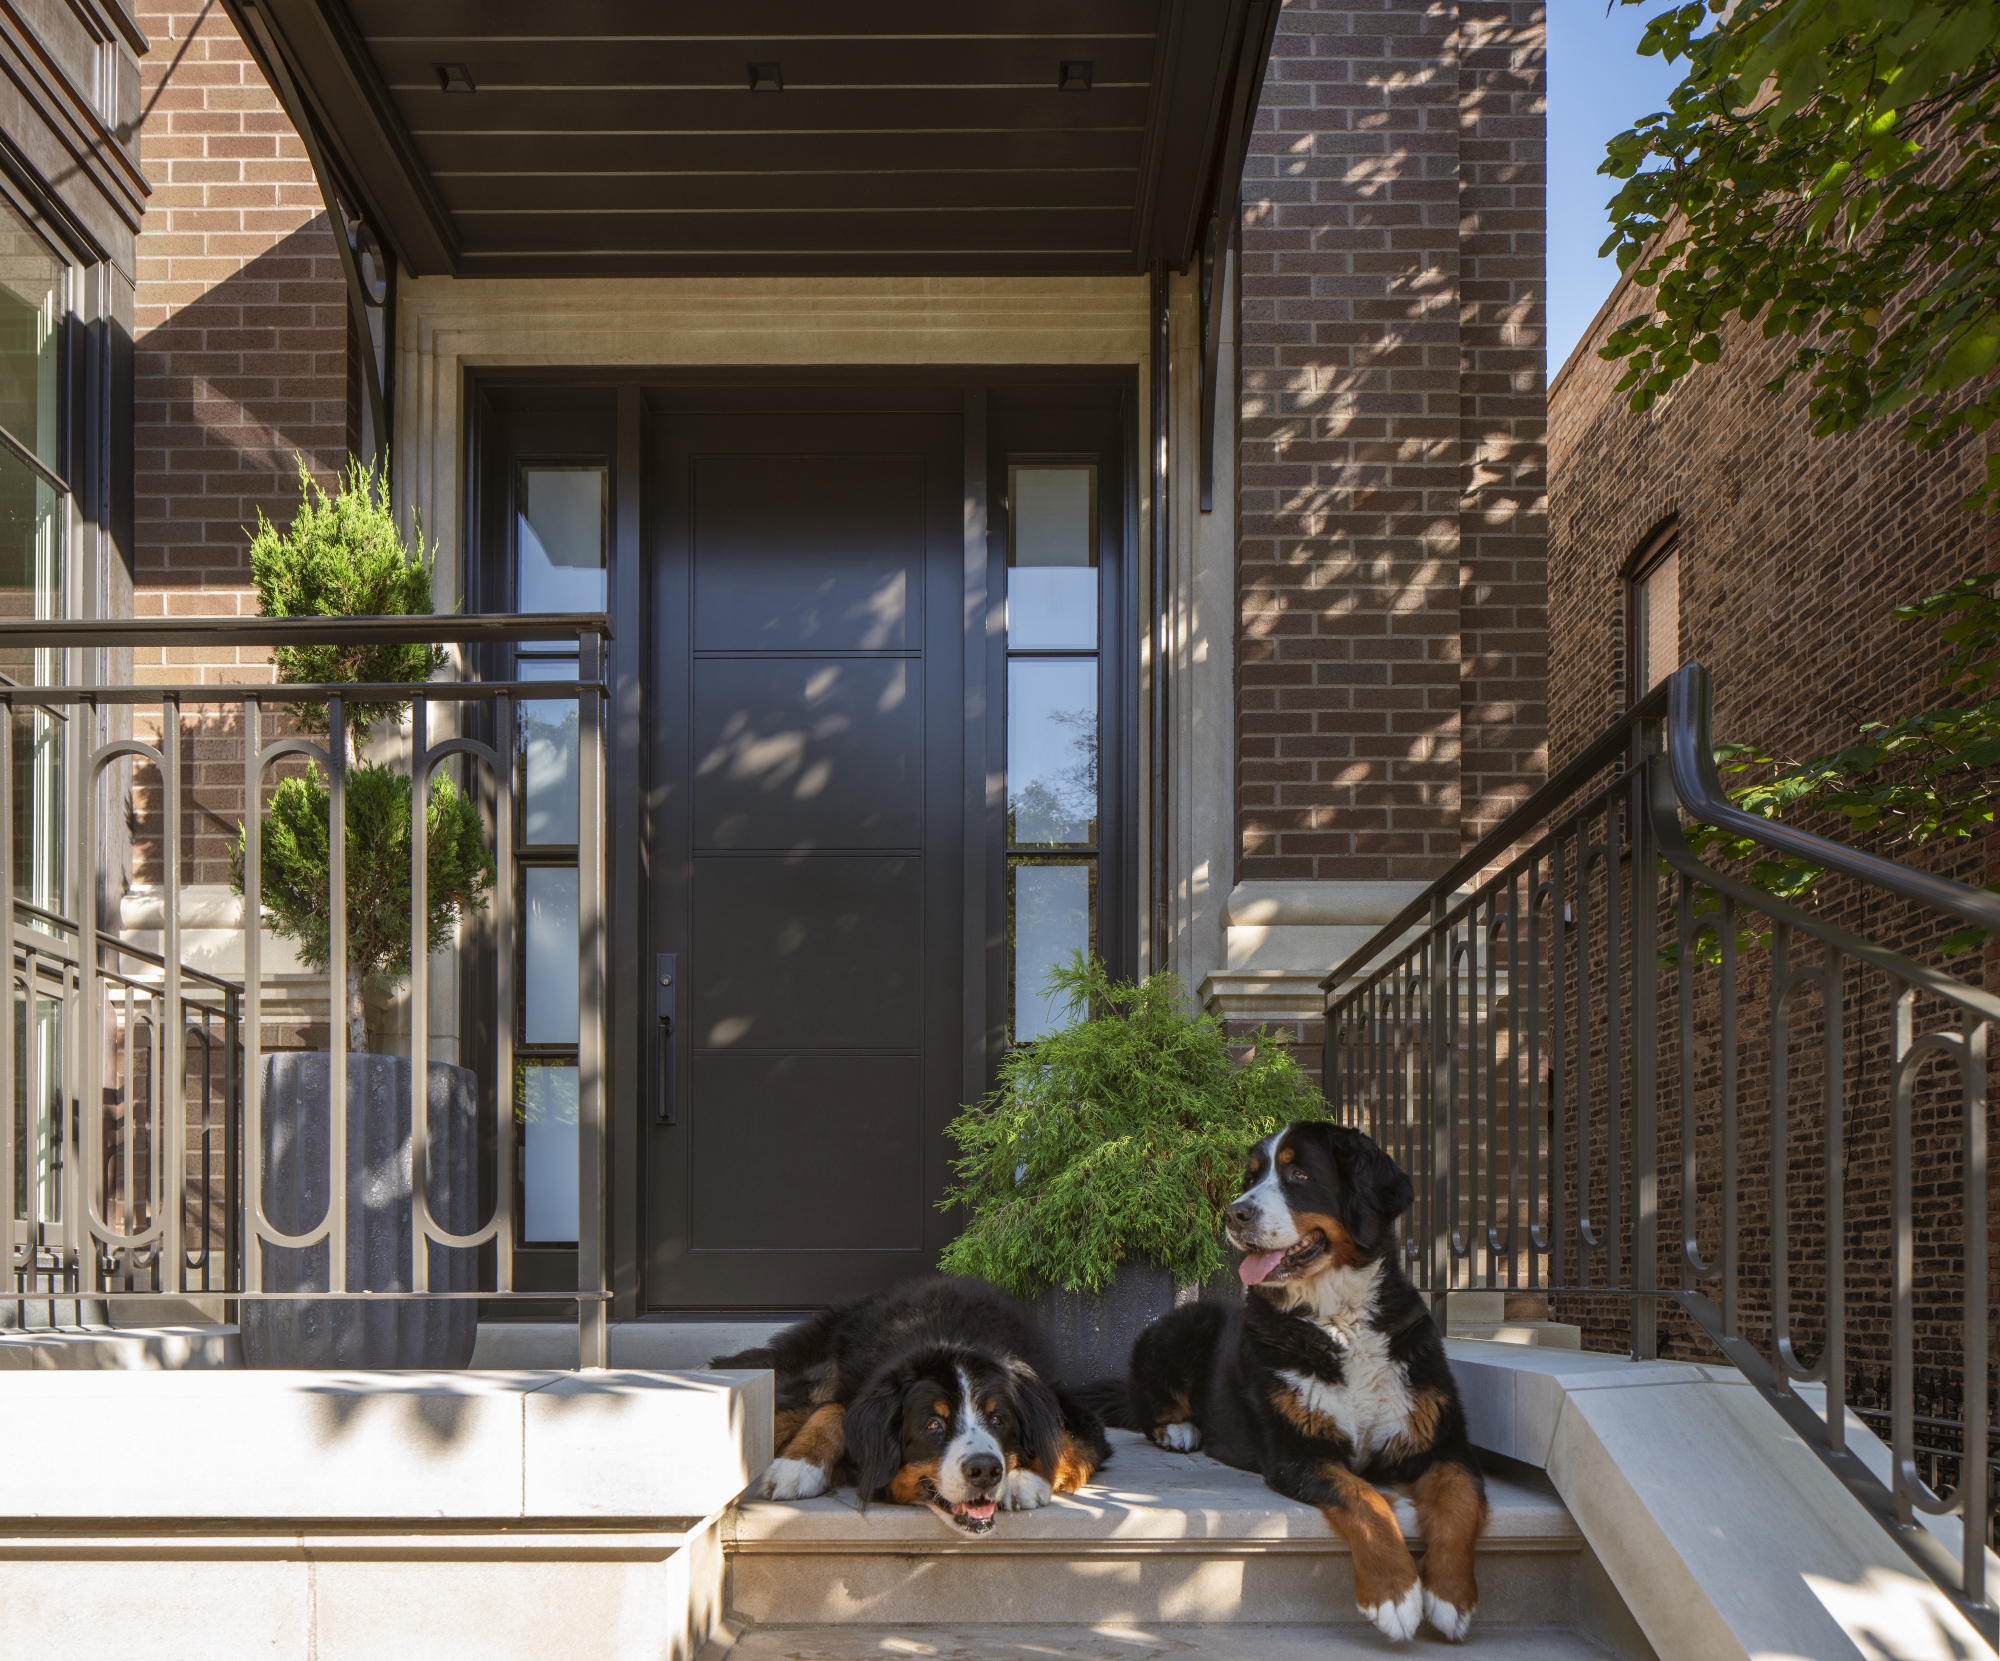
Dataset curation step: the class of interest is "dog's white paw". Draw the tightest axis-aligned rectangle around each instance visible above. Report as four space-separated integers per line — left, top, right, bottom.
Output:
1422 1589 1473 1642
760 1457 829 1501
1360 1580 1424 1643
1155 1421 1202 1452
1003 1467 1053 1510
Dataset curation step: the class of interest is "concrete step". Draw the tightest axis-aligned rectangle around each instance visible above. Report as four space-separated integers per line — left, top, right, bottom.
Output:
472 1319 792 1369
725 1430 1605 1633
704 1621 1619 1660
0 1324 240 1369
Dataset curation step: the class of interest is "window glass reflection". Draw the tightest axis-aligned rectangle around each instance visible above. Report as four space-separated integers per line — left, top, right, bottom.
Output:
1011 861 1092 1043
523 866 579 1046
521 1062 578 1244
1008 465 1095 649
518 467 605 613
518 657 579 845
1007 657 1097 846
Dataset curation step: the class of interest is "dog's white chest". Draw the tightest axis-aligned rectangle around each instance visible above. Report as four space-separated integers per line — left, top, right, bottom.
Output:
1276 1269 1413 1457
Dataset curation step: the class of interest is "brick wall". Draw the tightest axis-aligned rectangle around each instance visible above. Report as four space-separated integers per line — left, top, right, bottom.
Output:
1238 0 1546 884
132 2 345 683
1547 262 2000 1378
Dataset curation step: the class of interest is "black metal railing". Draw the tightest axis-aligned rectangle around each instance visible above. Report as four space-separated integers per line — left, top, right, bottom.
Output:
1323 662 1998 1641
0 614 614 1366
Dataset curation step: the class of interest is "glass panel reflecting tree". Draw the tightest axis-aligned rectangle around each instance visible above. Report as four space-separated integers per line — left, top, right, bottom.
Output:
1005 464 1099 1043
514 464 605 1245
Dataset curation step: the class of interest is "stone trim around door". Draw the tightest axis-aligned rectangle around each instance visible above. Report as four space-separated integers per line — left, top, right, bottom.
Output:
391 274 1151 616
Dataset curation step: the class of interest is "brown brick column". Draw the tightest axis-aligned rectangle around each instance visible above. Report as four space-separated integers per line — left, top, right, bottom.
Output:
132 3 346 686
1240 0 1546 887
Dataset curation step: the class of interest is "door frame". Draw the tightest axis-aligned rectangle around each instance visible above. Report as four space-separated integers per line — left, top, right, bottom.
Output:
465 367 1140 1313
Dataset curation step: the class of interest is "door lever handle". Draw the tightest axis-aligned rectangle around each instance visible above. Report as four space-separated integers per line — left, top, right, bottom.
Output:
655 952 678 1125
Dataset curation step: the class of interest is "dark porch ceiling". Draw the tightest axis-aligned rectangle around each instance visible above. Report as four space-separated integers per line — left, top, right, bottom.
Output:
226 0 1276 279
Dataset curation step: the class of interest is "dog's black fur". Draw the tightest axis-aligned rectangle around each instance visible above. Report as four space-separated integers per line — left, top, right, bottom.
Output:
715 1277 1110 1535
1082 1122 1488 1642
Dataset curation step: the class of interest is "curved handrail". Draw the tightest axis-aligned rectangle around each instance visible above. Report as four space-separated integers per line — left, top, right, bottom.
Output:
1666 663 2000 937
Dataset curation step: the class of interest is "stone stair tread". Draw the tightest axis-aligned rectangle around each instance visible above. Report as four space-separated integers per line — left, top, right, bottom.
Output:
728 1430 1579 1549
707 1622 1617 1660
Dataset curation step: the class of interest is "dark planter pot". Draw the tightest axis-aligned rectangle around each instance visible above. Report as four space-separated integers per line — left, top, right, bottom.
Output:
241 1053 480 1369
1032 1260 1241 1386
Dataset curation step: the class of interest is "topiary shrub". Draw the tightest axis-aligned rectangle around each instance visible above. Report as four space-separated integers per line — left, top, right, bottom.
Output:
231 456 492 1051
938 955 1327 1298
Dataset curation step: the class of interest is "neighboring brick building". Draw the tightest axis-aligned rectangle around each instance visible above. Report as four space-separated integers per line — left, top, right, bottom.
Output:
131 1 346 686
1547 256 2000 1378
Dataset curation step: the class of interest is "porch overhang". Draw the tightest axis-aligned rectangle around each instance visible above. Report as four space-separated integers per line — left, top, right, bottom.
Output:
221 0 1279 280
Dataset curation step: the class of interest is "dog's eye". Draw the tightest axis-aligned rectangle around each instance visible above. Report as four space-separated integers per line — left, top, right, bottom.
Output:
926 1416 947 1437
1289 1167 1309 1183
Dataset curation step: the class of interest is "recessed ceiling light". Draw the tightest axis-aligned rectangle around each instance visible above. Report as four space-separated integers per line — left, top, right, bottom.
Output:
434 63 475 93
749 62 782 93
1059 60 1093 92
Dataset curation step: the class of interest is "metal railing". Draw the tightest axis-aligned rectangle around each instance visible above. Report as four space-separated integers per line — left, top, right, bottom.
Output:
1323 662 1999 1641
0 614 613 1368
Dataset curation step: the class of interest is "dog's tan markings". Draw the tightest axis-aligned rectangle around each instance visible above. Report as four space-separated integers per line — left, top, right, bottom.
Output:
1269 1379 1344 1443
1316 1463 1420 1612
1290 1210 1370 1273
1379 1387 1449 1461
808 1362 840 1406
1412 1461 1487 1618
781 1402 847 1477
888 1459 941 1506
1278 1145 1295 1164
933 1398 951 1419
1152 1390 1193 1432
772 1405 815 1451
1042 1433 1100 1493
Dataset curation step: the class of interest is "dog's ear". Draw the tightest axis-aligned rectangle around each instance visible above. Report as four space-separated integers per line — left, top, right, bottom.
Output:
843 1371 907 1509
1338 1129 1414 1251
1008 1361 1066 1478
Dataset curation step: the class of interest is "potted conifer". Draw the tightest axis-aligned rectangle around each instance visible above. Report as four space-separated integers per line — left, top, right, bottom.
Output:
231 458 495 1367
939 955 1326 1381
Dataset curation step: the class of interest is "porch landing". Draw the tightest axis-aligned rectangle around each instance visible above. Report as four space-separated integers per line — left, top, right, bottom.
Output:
723 1428 1621 1642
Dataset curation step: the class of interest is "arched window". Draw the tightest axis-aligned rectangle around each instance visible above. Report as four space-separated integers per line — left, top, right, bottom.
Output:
1624 522 1680 705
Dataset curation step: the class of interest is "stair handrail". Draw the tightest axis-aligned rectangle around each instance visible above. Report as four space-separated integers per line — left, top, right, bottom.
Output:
1322 660 1997 1645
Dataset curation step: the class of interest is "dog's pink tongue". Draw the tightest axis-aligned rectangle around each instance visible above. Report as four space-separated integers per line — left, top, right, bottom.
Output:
964 1501 997 1521
1239 1249 1286 1286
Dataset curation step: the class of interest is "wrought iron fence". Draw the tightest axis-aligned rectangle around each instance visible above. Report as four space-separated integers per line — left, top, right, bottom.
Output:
1323 663 1998 1641
0 614 613 1367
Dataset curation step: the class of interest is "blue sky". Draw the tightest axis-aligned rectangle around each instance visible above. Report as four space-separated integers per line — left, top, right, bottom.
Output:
1546 3 1685 376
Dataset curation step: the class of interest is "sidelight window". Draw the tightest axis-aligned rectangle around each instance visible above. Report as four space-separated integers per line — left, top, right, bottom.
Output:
1626 528 1680 704
1005 463 1099 1043
514 464 604 1244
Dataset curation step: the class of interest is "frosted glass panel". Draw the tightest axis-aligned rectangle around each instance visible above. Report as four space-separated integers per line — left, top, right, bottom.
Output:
519 657 578 845
521 1064 578 1243
1008 466 1095 648
518 468 605 613
524 866 579 1045
1012 862 1090 1043
1008 657 1097 845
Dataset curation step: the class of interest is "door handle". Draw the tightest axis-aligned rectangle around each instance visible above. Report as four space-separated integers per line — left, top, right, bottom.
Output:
656 952 678 1125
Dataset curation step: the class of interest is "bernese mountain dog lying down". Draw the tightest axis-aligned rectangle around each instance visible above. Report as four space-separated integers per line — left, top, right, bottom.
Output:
711 1277 1110 1536
1086 1122 1488 1645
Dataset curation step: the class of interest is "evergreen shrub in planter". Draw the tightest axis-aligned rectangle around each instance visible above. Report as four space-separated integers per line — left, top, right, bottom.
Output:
939 956 1326 1380
229 459 495 1367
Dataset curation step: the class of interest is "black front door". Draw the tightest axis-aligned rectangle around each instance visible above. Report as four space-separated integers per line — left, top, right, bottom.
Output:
644 404 966 1307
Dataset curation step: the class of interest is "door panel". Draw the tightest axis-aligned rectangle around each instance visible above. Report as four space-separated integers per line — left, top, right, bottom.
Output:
691 453 924 651
691 856 924 1050
692 657 923 850
647 405 964 1307
688 1054 925 1251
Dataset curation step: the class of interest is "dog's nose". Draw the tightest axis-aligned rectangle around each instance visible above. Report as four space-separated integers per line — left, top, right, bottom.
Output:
960 1451 1003 1491
1228 1198 1256 1226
